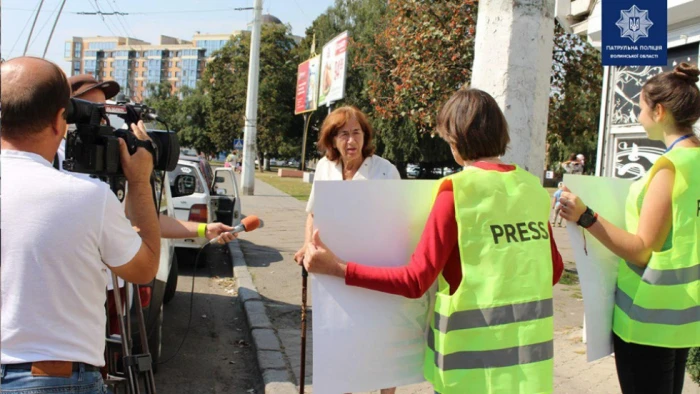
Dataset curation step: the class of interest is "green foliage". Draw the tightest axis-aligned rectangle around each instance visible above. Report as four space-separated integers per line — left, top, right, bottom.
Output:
362 0 479 169
688 347 700 384
143 0 604 177
291 0 391 164
144 81 216 155
200 24 301 163
547 23 603 175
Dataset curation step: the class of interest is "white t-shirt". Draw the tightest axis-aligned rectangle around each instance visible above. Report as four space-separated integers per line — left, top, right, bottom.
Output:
306 155 401 213
57 139 126 290
1 150 141 366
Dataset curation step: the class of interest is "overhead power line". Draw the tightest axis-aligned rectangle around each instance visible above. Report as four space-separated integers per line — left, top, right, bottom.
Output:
5 7 255 15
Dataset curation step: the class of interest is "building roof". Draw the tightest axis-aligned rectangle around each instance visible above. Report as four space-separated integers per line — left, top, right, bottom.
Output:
261 14 283 25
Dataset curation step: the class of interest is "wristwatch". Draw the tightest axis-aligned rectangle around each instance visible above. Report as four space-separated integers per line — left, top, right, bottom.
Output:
577 207 598 228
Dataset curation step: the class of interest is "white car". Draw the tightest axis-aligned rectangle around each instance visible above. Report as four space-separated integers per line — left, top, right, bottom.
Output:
168 155 241 253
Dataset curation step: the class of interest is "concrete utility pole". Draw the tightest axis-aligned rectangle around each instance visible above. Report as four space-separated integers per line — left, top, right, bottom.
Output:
241 0 263 195
470 0 556 182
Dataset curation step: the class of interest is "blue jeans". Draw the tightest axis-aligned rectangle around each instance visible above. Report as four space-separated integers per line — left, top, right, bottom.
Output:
0 363 108 393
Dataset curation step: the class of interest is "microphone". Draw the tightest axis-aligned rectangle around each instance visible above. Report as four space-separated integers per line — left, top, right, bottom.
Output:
208 215 261 244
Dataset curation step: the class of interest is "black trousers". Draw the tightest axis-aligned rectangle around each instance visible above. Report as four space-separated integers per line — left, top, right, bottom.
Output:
613 333 690 394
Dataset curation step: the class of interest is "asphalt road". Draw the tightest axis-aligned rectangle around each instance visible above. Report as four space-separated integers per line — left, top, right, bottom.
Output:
153 245 263 394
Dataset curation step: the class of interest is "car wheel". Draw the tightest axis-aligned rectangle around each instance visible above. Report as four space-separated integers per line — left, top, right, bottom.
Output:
163 253 178 305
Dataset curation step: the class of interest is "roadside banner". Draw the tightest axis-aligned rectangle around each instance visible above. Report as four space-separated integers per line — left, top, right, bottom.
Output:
295 55 321 114
318 31 349 107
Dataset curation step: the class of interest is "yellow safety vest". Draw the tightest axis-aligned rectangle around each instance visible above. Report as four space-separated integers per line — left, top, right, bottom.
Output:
613 147 700 348
424 166 554 394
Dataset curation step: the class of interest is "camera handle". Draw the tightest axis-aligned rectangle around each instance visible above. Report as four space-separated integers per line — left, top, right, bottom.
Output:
124 132 160 171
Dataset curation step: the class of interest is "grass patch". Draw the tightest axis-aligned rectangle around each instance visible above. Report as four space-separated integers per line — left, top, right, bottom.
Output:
571 291 583 300
255 169 312 201
559 270 580 285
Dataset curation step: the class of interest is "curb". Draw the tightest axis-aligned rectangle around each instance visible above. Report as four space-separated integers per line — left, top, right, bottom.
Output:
229 240 299 394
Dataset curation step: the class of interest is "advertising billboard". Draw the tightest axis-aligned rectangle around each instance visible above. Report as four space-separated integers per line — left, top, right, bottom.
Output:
295 55 321 114
318 31 349 107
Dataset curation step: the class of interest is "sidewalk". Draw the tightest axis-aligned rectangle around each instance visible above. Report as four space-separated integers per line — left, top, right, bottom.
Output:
235 176 698 394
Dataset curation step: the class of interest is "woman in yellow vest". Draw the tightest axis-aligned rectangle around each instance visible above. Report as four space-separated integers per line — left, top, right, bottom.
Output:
302 88 564 393
559 62 700 394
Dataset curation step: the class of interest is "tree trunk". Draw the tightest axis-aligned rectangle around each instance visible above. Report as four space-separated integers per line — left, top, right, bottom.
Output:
395 161 407 179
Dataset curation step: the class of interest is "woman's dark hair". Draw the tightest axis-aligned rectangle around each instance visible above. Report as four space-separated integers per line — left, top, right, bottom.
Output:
642 62 700 131
317 106 376 161
567 153 577 162
436 88 509 161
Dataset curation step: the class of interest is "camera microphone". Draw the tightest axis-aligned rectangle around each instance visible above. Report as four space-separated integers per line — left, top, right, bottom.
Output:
208 215 261 244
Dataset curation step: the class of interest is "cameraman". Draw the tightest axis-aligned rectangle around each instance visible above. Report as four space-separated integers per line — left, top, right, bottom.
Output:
65 74 237 243
0 58 159 392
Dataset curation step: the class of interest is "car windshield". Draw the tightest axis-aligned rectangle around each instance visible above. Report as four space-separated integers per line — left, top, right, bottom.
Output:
169 164 204 193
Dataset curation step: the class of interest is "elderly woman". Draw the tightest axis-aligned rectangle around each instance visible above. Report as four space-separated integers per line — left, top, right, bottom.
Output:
294 105 400 394
559 63 700 394
302 88 563 394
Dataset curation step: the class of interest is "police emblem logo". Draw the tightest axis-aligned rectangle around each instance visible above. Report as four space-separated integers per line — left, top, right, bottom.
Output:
615 5 654 43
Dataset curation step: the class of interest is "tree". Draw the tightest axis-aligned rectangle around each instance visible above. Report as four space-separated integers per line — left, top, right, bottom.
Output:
546 23 603 176
200 23 300 171
177 88 217 155
144 82 217 155
291 0 391 168
362 0 479 176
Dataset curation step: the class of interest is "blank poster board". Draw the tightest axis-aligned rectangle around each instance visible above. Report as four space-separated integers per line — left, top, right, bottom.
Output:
312 180 438 393
563 175 633 362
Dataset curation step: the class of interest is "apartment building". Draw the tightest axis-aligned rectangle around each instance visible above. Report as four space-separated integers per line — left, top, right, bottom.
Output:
64 32 244 101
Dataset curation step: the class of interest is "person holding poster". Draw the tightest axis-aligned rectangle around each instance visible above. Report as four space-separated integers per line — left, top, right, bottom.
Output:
294 105 399 394
559 63 700 394
302 88 564 394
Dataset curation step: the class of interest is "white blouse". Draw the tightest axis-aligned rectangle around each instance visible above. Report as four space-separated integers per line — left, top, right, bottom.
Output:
306 155 401 213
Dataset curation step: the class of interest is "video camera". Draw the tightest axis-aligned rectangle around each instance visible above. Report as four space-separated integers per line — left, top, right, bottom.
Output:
63 98 179 176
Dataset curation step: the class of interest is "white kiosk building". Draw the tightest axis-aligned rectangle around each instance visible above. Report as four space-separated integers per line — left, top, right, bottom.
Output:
556 0 700 179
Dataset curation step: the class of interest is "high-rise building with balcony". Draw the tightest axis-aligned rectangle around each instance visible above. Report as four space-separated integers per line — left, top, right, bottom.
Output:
63 14 299 101
64 32 245 101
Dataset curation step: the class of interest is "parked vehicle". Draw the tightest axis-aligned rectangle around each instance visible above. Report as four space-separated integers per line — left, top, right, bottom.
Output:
168 155 241 263
406 164 420 178
126 169 182 369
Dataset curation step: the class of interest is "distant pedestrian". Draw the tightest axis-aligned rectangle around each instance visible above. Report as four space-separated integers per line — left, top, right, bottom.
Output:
225 150 238 168
551 182 564 227
561 153 583 175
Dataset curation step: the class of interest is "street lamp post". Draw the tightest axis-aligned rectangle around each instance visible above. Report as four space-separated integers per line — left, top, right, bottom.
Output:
240 0 263 195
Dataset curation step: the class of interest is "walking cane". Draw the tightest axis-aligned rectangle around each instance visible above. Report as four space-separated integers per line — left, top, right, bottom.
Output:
299 266 309 394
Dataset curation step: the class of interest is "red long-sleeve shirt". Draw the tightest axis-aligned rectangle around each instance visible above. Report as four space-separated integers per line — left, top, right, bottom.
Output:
345 162 564 298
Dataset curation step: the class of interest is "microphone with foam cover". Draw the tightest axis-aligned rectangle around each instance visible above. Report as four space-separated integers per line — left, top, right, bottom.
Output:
208 215 260 244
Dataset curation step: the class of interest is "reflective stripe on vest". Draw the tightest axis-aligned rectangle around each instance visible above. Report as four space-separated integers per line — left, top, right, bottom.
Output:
613 147 700 348
427 329 554 371
423 166 554 394
623 260 700 286
434 298 553 333
616 286 700 326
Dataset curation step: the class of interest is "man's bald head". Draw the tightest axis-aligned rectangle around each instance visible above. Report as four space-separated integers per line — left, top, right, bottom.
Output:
1 57 71 140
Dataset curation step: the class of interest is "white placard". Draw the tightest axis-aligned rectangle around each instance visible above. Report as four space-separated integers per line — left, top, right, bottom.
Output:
563 175 633 361
313 180 437 393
